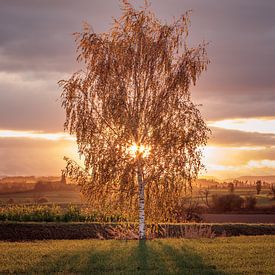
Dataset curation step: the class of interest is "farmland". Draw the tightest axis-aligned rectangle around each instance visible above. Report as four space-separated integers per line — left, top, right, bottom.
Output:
0 236 274 274
203 187 275 207
0 190 82 205
0 186 274 207
0 176 274 227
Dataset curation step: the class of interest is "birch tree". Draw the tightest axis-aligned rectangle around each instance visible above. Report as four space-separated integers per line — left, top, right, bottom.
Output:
59 0 210 239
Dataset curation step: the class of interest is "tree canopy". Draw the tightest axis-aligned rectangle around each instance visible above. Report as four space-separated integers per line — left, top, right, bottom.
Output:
59 0 210 222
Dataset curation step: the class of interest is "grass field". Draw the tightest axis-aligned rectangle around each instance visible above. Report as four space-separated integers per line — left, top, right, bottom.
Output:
0 236 274 274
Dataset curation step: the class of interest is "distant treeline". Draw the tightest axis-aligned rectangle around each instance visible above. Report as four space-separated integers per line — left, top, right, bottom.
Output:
0 182 36 193
0 176 60 184
0 177 273 194
195 178 273 189
33 181 77 192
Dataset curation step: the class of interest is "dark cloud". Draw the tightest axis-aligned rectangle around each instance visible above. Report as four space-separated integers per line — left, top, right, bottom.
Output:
0 0 274 130
194 93 275 121
0 0 274 129
0 72 64 131
0 0 120 73
209 127 275 147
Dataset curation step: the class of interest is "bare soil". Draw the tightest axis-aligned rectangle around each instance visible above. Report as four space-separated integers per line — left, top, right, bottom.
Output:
202 214 275 223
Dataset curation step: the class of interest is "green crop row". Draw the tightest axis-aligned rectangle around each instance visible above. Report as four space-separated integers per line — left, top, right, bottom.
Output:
0 204 128 223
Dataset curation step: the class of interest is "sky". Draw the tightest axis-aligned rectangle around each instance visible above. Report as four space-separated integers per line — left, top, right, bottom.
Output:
0 0 275 179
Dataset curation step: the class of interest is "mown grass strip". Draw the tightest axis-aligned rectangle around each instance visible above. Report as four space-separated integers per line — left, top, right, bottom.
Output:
0 236 274 274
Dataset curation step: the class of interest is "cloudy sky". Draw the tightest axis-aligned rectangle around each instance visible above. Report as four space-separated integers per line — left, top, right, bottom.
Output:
0 0 275 179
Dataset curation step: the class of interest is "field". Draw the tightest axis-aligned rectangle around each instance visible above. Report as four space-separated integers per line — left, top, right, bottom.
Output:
0 190 82 204
0 236 274 274
205 187 275 207
202 213 275 223
1 186 274 208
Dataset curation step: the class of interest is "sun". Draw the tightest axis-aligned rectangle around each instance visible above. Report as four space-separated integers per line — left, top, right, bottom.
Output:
127 143 150 158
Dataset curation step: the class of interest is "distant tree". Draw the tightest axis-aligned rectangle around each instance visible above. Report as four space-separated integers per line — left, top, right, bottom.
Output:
60 173 67 185
34 181 52 192
243 196 256 210
228 182 235 193
59 1 210 239
270 184 275 200
212 194 244 212
200 188 210 208
255 180 262 195
34 181 45 191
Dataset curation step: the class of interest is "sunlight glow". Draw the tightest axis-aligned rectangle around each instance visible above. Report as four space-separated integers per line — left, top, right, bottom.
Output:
127 143 150 158
208 117 275 134
201 145 263 166
0 129 75 141
200 145 275 179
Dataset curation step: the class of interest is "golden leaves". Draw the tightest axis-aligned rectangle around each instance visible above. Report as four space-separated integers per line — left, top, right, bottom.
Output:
59 0 210 219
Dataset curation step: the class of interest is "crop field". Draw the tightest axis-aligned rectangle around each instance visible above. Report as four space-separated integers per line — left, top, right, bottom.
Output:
0 190 83 205
0 236 274 274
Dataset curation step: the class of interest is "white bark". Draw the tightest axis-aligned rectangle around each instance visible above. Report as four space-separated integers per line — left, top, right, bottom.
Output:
137 160 146 240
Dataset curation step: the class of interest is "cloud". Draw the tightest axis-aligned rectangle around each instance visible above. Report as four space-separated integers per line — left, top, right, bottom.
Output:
202 163 275 180
0 0 120 74
209 126 275 147
248 160 275 169
0 0 274 129
0 71 65 131
202 144 275 179
196 96 275 121
0 129 74 141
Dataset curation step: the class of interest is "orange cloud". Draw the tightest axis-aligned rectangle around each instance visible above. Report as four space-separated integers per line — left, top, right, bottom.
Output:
208 117 275 134
0 129 75 141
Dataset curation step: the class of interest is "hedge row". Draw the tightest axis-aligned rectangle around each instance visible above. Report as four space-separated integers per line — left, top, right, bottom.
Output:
0 222 275 241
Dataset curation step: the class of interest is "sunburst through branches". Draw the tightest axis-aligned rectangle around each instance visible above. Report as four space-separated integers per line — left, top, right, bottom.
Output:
59 0 210 239
127 143 151 158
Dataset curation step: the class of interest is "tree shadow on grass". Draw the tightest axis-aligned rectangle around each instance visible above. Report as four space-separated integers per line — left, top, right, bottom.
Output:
133 239 162 273
155 240 227 275
129 239 228 274
19 239 228 274
20 240 131 274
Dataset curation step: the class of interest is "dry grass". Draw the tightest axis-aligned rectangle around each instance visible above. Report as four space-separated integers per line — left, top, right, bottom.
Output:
95 223 218 240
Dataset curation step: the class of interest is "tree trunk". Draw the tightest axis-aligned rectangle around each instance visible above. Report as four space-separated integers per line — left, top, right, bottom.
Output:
137 160 146 240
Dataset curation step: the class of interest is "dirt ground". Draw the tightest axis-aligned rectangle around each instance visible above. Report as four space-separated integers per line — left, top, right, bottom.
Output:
202 214 275 223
